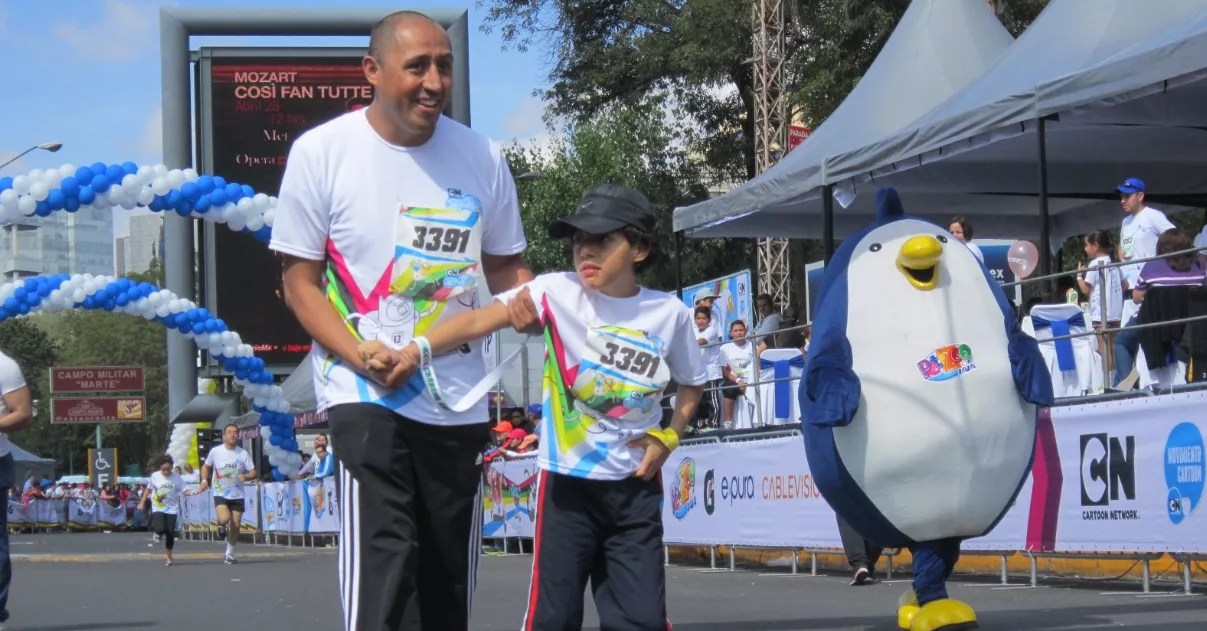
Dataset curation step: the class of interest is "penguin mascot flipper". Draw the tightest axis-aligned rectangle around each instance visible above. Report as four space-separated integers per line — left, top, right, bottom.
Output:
799 188 1053 631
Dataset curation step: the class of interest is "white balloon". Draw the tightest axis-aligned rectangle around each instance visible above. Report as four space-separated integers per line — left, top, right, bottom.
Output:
137 186 155 205
227 212 246 232
137 165 154 181
121 174 139 190
167 299 183 313
152 164 168 178
71 289 86 303
253 193 269 207
207 332 223 347
120 198 137 211
12 176 30 196
262 208 275 227
167 169 185 189
245 215 264 232
239 345 253 358
59 164 76 178
0 189 16 209
17 196 36 216
236 197 253 213
222 344 238 357
92 191 109 208
151 177 170 196
28 181 49 202
155 305 170 318
107 184 125 201
183 168 199 182
43 169 62 187
27 169 43 182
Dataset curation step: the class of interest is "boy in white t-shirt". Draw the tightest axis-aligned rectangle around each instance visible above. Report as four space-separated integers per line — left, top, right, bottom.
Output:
693 306 723 430
361 184 707 631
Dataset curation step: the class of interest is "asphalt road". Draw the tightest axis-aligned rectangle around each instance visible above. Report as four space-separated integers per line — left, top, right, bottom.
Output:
4 533 1205 630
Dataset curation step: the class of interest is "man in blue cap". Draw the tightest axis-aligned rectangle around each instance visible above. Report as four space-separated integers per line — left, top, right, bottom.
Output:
1114 177 1175 387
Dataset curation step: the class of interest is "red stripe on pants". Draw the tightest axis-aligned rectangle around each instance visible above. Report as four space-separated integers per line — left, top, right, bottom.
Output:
523 470 551 631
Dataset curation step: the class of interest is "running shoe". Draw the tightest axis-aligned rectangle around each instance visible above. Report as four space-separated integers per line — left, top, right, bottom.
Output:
217 526 227 539
166 557 174 567
224 555 237 565
850 566 872 586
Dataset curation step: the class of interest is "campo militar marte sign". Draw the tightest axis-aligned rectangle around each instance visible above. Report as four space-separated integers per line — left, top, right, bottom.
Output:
51 366 144 393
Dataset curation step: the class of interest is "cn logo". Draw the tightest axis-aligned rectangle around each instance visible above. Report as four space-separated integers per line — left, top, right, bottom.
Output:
1080 433 1136 507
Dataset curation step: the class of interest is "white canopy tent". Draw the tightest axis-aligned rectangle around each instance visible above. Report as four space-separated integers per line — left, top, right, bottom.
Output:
673 0 1014 236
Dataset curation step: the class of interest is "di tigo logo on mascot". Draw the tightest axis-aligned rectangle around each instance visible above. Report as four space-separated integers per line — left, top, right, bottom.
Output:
916 343 976 382
1080 433 1139 521
670 458 697 519
1165 422 1205 525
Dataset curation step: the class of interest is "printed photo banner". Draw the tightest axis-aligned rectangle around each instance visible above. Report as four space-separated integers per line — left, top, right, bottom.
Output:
681 270 754 342
481 457 539 539
302 477 338 534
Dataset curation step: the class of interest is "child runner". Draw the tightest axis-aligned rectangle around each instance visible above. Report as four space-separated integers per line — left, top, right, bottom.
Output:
198 424 257 564
361 184 707 631
139 454 198 566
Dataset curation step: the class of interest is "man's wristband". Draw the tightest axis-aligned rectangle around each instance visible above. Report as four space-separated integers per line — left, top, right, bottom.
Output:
647 427 681 453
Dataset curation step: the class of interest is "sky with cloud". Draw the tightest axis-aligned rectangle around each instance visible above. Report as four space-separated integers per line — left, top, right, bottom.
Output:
0 0 549 237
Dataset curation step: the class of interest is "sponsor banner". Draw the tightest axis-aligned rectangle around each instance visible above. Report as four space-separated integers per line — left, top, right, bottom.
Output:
241 483 260 532
67 499 99 530
97 501 127 528
661 437 840 549
52 397 146 424
302 477 338 534
262 481 296 533
36 499 65 528
7 501 29 524
481 457 539 539
51 366 145 393
1052 393 1206 552
181 485 213 532
681 271 754 344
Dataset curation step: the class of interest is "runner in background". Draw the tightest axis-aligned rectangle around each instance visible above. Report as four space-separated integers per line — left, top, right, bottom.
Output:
139 454 199 567
198 424 257 564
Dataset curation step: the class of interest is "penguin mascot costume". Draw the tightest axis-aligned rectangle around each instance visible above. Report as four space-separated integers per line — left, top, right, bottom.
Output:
800 188 1053 631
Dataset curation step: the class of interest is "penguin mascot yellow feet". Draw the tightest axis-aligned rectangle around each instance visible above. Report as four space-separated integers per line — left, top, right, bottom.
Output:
799 188 1054 631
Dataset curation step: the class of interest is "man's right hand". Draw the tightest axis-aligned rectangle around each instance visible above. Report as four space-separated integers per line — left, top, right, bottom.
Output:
370 345 420 390
506 287 541 335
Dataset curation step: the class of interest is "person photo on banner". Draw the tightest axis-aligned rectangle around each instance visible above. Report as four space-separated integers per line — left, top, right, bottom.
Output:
358 184 707 631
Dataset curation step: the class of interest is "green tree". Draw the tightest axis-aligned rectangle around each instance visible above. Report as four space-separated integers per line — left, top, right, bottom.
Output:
505 97 754 291
482 0 1049 181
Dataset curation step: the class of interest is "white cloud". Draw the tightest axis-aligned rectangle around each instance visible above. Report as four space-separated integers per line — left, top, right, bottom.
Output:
140 105 163 159
56 0 155 62
504 95 547 138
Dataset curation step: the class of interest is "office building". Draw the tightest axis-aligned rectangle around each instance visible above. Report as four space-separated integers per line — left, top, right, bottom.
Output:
115 237 128 276
123 214 164 276
0 208 115 281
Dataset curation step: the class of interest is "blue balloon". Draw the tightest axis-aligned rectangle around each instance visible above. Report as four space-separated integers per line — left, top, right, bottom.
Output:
209 188 227 206
34 201 51 217
93 288 108 302
37 283 52 297
194 196 211 213
0 177 11 192
117 278 131 290
196 175 214 194
24 293 39 306
59 176 79 196
269 434 282 447
90 163 107 177
82 297 95 310
47 189 66 211
241 184 255 198
65 197 80 212
103 299 116 311
13 287 26 300
91 175 110 193
234 369 248 380
115 293 129 307
212 176 227 189
2 299 16 313
138 283 155 295
224 183 242 200
16 303 28 315
181 182 199 201
0 308 8 320
147 196 163 212
235 358 249 371
203 319 217 333
166 190 182 208
75 167 94 186
191 322 206 335
78 185 95 205
176 201 193 216
122 161 139 175
215 319 227 331
272 470 286 481
251 357 265 371
197 308 211 320
105 164 124 181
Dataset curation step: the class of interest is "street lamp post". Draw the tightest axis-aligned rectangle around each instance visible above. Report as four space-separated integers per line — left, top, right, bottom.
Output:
516 171 545 182
0 142 64 171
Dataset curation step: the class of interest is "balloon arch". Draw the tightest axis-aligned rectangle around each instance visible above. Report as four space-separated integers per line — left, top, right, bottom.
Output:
0 162 298 478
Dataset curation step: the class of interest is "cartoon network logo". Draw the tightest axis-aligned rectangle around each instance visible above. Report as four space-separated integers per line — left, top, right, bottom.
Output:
917 344 976 382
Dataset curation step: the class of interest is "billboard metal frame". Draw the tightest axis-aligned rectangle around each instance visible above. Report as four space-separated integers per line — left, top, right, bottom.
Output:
159 7 471 418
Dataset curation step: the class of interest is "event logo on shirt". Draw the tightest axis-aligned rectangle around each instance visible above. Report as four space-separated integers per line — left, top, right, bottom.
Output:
1165 422 1204 525
916 344 975 382
670 457 697 519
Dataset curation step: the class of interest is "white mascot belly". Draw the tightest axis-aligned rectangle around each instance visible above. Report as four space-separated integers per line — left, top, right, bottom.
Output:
800 188 1053 631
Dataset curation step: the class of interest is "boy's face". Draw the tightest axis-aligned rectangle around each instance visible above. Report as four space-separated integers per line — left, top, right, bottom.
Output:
730 323 746 342
572 230 647 292
695 312 710 329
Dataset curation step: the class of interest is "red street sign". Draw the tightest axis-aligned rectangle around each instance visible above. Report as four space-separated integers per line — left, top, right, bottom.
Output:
787 125 812 152
51 366 144 393
51 397 147 424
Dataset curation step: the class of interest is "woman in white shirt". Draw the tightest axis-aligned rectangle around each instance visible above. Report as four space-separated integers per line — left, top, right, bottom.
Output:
1077 230 1124 372
948 216 984 264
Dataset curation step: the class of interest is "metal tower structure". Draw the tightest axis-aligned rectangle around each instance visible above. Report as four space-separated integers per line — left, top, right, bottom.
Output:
751 0 791 308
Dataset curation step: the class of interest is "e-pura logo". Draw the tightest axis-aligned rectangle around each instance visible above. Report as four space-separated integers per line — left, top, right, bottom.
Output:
670 457 697 519
917 343 976 382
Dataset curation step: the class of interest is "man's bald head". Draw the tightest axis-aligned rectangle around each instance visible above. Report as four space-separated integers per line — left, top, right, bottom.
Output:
368 11 446 61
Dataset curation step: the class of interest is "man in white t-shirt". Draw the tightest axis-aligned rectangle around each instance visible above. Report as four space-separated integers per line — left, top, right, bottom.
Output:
199 424 256 564
1113 177 1175 387
269 11 537 631
0 350 34 630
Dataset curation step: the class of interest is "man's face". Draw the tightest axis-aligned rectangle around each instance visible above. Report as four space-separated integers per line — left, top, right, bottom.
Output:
363 17 453 145
315 446 327 460
1121 191 1145 214
315 435 328 449
756 298 772 316
223 425 239 445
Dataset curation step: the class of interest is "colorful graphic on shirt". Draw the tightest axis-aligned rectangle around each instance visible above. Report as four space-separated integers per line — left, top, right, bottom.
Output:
571 325 668 422
916 343 976 382
152 481 177 512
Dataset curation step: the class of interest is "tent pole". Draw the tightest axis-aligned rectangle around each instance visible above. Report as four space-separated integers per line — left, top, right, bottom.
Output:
823 184 835 264
674 231 684 300
1036 117 1052 280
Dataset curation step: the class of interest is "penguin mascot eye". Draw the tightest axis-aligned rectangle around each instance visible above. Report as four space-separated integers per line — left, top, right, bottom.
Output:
869 243 882 252
936 235 948 243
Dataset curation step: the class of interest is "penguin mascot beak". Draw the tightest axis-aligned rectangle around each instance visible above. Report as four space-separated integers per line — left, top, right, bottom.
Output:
896 235 942 291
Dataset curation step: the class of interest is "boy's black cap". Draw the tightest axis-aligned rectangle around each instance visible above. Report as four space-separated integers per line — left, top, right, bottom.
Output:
548 184 656 239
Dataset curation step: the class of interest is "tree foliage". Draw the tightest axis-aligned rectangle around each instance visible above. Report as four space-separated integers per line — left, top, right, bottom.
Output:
482 0 1050 182
23 259 169 475
504 97 754 291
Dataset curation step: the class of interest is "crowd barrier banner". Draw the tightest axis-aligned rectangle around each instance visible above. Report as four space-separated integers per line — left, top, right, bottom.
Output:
66 499 98 530
660 437 840 548
261 481 296 533
302 478 338 534
97 500 126 528
481 458 539 539
652 392 1207 554
7 501 28 524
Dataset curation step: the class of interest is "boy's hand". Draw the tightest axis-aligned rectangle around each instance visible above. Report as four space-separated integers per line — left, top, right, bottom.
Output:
378 344 421 390
628 432 675 481
506 287 542 335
